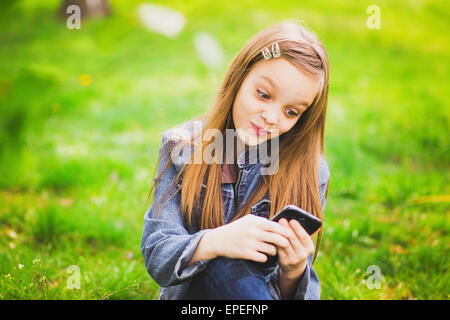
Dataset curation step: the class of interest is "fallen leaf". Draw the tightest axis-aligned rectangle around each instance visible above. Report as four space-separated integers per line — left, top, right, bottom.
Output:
389 244 407 254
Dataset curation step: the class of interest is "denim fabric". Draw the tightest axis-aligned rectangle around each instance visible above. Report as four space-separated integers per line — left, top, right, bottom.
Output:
140 120 331 300
188 257 274 300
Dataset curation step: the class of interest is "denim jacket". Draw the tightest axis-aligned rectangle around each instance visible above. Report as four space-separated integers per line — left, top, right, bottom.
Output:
141 120 331 300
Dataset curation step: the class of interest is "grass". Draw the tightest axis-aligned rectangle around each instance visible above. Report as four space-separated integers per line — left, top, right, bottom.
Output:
0 0 448 299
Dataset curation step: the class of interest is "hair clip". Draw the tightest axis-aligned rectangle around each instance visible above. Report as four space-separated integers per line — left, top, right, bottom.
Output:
261 42 281 60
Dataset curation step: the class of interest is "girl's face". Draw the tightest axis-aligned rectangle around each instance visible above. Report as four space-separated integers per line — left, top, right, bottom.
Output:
232 57 321 146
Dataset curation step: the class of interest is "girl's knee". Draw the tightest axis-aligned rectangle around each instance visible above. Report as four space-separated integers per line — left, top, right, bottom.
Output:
197 257 273 300
206 257 264 280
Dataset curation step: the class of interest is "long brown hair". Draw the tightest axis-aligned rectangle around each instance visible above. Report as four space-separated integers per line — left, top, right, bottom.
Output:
147 20 330 264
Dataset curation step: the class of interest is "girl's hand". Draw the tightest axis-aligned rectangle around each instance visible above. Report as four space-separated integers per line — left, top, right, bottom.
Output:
276 218 315 279
211 214 292 263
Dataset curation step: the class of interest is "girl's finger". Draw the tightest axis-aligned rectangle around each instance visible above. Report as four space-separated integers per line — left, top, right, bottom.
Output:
258 218 293 240
254 241 277 256
256 229 290 248
277 244 288 262
276 218 297 241
289 220 314 253
279 219 303 259
248 249 270 263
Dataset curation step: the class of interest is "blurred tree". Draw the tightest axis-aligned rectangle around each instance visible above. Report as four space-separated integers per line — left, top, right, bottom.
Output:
58 0 111 20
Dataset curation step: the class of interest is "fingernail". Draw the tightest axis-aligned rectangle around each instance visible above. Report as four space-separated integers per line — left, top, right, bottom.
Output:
290 219 298 226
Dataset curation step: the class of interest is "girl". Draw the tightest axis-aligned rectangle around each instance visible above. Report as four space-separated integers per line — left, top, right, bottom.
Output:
141 20 330 300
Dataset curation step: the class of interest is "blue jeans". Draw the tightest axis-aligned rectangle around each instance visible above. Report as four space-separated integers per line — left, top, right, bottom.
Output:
187 256 274 300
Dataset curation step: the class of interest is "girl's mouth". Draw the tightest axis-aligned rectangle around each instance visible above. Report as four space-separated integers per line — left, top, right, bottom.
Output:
251 122 268 137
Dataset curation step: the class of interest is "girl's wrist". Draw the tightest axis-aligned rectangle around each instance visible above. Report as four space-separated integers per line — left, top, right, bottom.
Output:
202 228 222 259
187 229 221 267
279 262 307 280
278 263 307 300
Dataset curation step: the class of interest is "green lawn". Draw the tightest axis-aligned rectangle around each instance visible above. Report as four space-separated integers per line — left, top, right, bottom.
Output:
0 0 448 299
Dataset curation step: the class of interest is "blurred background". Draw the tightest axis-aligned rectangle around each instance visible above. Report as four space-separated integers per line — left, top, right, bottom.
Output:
0 0 448 299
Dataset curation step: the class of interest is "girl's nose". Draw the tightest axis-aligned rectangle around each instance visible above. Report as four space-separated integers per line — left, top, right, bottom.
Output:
260 107 279 127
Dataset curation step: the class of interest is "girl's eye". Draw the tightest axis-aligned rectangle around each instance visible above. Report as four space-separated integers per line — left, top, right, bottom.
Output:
286 109 299 117
256 88 299 118
257 89 269 100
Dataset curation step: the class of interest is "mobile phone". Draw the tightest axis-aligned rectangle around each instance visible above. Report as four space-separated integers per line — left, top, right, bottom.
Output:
258 205 322 267
270 205 322 235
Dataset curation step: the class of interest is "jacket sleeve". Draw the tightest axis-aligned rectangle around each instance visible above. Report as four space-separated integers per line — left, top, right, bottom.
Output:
265 157 330 300
140 133 212 287
265 253 321 300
